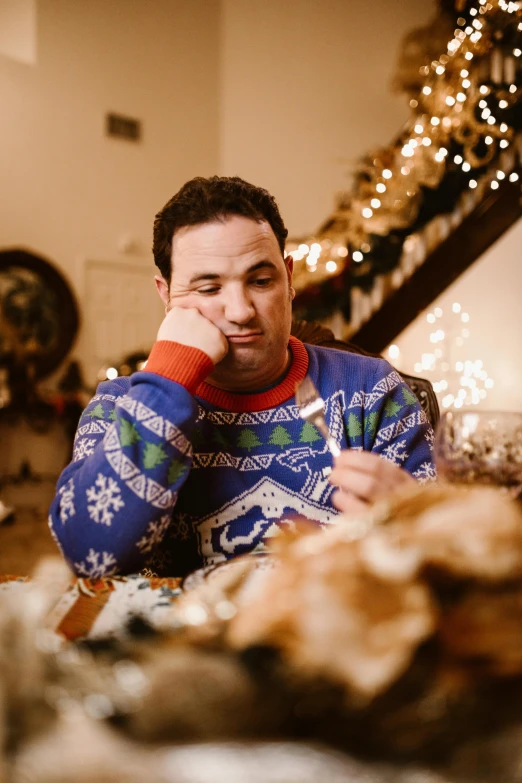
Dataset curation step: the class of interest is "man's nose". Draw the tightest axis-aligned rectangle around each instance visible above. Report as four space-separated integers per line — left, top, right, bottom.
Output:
223 287 255 324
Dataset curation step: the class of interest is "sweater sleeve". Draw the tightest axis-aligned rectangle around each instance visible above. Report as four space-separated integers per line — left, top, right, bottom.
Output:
364 359 436 483
49 342 213 578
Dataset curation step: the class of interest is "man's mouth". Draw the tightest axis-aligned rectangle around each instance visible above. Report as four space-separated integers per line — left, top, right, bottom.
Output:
226 332 263 344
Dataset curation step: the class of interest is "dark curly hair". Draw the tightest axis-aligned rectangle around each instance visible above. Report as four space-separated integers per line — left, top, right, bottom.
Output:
152 176 288 283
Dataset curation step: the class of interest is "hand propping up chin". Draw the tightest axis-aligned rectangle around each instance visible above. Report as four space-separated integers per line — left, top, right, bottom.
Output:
157 306 228 365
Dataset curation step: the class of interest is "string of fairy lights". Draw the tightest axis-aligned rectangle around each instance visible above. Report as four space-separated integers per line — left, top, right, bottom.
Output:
388 302 495 411
289 0 521 299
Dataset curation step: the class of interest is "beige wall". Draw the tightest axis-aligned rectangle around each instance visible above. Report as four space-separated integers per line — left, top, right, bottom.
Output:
391 218 522 412
219 0 434 236
0 0 220 351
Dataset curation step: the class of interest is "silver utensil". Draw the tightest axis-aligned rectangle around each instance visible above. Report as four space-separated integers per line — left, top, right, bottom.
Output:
295 375 341 458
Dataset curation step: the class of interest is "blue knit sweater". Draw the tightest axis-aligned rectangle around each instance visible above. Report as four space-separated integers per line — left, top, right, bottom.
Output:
49 338 435 578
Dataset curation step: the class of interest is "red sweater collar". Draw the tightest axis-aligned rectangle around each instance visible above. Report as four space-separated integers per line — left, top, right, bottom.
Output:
196 336 309 412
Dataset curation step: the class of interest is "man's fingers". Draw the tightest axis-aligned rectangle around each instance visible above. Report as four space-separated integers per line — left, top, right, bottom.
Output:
328 466 379 502
333 449 385 472
331 489 368 515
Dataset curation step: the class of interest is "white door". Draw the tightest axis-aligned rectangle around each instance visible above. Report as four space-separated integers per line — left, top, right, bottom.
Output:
83 259 164 385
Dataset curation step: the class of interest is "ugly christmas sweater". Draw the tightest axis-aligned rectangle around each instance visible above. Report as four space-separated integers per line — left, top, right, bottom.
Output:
49 337 436 579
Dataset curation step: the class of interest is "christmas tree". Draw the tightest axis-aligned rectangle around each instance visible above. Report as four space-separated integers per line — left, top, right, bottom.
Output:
142 442 169 469
168 458 187 484
347 412 363 439
119 418 141 446
268 425 293 450
237 428 262 452
384 399 402 419
299 421 322 445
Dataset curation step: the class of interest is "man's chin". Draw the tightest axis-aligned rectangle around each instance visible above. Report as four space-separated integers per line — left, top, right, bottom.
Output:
207 351 269 391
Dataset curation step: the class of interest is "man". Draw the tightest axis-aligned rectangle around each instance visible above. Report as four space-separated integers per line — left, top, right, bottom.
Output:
49 176 435 579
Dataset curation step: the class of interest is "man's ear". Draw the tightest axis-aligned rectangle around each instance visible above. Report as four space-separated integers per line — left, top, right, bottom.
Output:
155 275 170 308
285 255 295 299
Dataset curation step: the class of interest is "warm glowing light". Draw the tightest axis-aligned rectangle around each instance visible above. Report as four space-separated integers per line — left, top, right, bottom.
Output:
454 154 463 164
465 52 473 60
431 116 440 125
481 108 491 119
436 65 445 75
370 198 381 208
402 144 414 156
325 260 337 273
487 116 496 125
452 302 461 313
106 367 118 380
462 161 471 172
352 251 363 262
500 122 508 132
514 48 522 57
446 96 456 106
499 139 509 148
499 99 508 109
401 166 410 175
422 137 432 146
382 169 392 179
491 180 499 189
456 92 466 102
509 172 519 182
509 84 517 93
362 207 373 218
461 313 470 322
427 313 436 323
497 170 505 180
376 183 386 193
414 124 423 133
469 179 477 188
460 69 469 77
434 307 443 317
462 79 471 88
485 136 493 145
337 247 348 257
388 344 400 360
479 85 489 94
422 86 432 95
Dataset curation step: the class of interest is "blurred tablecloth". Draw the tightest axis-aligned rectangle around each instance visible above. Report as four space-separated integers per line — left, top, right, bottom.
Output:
0 573 183 640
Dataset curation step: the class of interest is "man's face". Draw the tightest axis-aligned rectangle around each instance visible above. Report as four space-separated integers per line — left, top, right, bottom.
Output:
156 215 294 392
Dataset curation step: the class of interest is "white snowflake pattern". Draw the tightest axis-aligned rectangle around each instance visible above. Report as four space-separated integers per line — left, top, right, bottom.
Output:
74 548 118 579
58 478 76 523
380 439 408 466
413 461 437 484
425 427 435 446
73 437 97 462
136 513 171 554
86 473 125 526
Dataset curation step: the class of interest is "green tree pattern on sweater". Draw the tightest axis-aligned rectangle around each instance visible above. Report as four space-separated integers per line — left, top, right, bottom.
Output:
299 421 322 445
237 428 262 452
268 425 293 449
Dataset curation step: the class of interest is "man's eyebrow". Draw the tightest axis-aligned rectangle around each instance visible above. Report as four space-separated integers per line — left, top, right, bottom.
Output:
188 271 220 284
188 260 277 285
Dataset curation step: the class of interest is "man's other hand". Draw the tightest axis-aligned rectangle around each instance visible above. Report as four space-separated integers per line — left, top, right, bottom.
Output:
157 306 228 365
329 449 415 515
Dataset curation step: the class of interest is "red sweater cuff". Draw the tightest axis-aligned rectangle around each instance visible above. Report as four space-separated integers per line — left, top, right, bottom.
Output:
144 341 214 393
